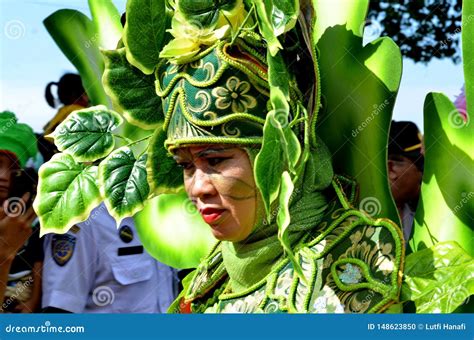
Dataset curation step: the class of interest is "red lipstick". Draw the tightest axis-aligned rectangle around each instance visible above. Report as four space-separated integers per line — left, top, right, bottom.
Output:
200 208 225 224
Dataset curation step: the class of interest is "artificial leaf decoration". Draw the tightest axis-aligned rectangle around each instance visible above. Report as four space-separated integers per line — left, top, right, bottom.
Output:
50 105 123 162
33 153 102 235
267 0 299 37
99 147 150 223
134 192 216 269
123 0 170 74
147 129 184 195
87 0 122 49
102 47 163 129
411 93 473 257
44 9 109 106
178 0 241 28
401 241 474 313
254 1 282 56
313 0 401 223
254 112 285 218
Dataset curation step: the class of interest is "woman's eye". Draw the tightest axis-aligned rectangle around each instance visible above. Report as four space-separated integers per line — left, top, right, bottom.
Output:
207 157 228 166
177 162 193 170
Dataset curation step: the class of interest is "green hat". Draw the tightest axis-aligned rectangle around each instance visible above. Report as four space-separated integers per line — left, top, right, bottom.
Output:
0 111 38 167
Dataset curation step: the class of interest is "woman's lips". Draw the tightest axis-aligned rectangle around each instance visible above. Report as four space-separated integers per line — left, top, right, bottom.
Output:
199 208 225 224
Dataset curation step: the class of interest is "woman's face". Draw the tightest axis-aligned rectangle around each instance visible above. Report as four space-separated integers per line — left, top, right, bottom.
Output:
174 145 258 242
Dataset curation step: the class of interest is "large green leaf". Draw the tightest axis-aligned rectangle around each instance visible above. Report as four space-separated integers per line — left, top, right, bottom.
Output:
147 129 184 195
401 241 474 313
411 93 473 256
88 0 122 49
254 1 282 56
44 9 109 106
123 0 170 74
463 0 473 117
50 105 123 162
33 153 102 236
134 192 216 269
102 47 163 129
313 0 401 223
266 0 299 36
99 147 150 223
254 112 285 218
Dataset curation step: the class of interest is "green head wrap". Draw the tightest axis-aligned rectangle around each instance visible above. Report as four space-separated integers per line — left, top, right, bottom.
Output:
0 111 38 168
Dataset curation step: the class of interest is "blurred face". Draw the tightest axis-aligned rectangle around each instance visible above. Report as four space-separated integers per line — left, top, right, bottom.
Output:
0 153 18 204
174 145 258 242
388 155 423 206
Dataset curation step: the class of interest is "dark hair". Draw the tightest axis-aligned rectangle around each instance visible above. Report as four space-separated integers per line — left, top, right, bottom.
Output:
44 73 86 108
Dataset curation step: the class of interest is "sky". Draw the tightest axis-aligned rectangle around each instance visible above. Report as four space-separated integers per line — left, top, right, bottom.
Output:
0 0 465 133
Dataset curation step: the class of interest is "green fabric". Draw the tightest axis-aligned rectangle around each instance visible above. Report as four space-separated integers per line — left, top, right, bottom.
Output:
221 140 334 293
156 40 299 151
0 111 38 167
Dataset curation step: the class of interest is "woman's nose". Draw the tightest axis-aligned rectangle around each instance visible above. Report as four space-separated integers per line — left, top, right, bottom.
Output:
189 168 217 199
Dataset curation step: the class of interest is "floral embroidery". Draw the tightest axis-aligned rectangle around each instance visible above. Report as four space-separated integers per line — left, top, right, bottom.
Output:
312 286 345 313
339 263 362 284
220 290 265 313
212 76 257 113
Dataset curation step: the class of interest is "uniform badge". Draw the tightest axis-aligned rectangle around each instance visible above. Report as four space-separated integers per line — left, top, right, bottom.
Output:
51 234 76 266
119 225 133 243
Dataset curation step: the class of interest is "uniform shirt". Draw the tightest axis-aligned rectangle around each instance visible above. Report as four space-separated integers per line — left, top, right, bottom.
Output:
42 204 177 313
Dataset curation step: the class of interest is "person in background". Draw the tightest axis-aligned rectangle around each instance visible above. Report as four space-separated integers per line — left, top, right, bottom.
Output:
388 120 424 243
41 204 178 313
43 73 89 136
0 111 42 313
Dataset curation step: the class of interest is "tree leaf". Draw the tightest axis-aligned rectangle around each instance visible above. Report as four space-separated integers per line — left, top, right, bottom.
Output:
43 9 109 106
123 0 170 74
102 47 163 129
401 241 474 313
99 147 150 223
88 0 122 49
146 129 184 195
50 105 123 162
178 0 238 28
33 153 102 236
254 1 282 56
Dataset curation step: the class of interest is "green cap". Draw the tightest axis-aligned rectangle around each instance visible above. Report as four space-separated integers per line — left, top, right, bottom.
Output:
0 111 38 167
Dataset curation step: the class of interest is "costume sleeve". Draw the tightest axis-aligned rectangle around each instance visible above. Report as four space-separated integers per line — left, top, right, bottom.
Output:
41 227 96 313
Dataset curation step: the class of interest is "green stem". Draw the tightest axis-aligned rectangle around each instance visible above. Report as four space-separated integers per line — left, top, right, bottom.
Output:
230 4 255 45
126 134 152 147
113 134 133 144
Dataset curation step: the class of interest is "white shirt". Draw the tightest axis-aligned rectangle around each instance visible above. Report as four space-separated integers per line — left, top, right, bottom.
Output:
42 204 178 313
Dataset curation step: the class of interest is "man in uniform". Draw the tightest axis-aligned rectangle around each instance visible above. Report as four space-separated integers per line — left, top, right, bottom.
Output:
42 203 178 313
388 120 425 243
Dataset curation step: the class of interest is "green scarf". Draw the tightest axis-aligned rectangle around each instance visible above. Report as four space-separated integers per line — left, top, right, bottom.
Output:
221 140 334 293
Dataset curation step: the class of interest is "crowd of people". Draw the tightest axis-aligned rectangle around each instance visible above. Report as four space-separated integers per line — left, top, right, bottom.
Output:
0 75 179 313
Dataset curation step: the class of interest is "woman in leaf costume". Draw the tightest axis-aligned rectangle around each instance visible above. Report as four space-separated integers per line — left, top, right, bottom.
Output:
35 0 472 313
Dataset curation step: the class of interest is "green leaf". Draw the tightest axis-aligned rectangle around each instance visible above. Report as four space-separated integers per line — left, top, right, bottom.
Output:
88 0 122 49
401 241 474 313
178 0 238 28
254 112 284 218
147 129 184 195
123 0 170 74
254 1 282 56
267 0 299 36
99 147 150 223
134 192 216 269
50 105 123 162
44 9 109 106
102 47 163 129
33 153 102 236
313 0 401 223
411 93 473 257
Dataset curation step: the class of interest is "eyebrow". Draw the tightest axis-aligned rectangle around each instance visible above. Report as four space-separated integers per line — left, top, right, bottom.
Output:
195 147 234 158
